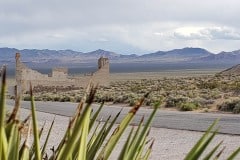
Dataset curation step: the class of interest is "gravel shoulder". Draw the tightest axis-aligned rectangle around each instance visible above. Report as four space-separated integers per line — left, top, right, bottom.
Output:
9 106 240 160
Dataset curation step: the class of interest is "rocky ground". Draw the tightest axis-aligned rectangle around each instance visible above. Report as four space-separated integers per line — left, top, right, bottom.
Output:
10 106 240 160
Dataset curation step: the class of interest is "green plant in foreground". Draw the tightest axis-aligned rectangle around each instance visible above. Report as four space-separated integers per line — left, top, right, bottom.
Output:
0 65 240 160
184 119 240 160
0 66 158 160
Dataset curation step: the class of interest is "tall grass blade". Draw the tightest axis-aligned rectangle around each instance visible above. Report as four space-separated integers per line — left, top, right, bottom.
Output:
87 119 101 150
87 109 122 160
87 130 106 160
0 66 7 160
57 86 97 160
30 83 41 160
88 115 111 150
19 114 31 131
214 146 225 159
126 116 144 156
89 102 104 131
143 139 154 160
30 120 45 156
203 141 223 160
135 129 151 159
103 108 122 138
52 118 72 159
227 147 240 160
184 119 219 160
7 96 21 123
87 116 111 159
126 102 160 160
19 121 31 160
7 123 20 160
57 104 90 159
41 117 55 157
118 126 134 160
191 128 218 160
78 103 91 160
97 93 149 160
68 82 93 136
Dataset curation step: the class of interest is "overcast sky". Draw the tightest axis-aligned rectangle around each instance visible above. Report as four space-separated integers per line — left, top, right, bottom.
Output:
0 0 240 54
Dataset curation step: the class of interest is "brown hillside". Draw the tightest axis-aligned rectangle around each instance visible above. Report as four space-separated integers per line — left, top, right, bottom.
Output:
219 64 240 75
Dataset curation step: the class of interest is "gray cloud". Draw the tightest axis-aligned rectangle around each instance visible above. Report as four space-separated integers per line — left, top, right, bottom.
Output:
174 27 240 40
0 0 240 54
204 27 240 40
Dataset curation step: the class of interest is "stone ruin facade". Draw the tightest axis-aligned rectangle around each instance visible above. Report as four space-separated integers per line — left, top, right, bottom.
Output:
15 53 109 94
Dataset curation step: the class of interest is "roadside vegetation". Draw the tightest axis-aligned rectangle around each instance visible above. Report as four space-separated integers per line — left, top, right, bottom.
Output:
1 66 159 160
1 66 240 159
20 74 240 114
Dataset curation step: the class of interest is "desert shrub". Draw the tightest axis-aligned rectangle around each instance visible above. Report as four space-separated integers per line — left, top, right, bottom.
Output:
218 101 236 112
209 90 222 99
179 102 198 111
233 101 240 114
187 91 197 98
233 103 240 114
102 94 114 102
145 96 162 107
59 96 71 102
42 95 53 101
129 99 136 106
64 96 71 102
197 80 220 89
75 96 82 102
165 96 187 108
192 97 215 108
23 96 31 101
145 99 152 106
229 81 240 91
94 93 115 103
53 96 60 101
34 97 43 101
201 93 213 100
217 99 240 114
113 94 128 103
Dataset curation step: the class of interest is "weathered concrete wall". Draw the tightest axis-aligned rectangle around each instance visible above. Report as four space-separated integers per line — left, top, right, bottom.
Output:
15 53 109 94
52 68 68 78
92 57 110 86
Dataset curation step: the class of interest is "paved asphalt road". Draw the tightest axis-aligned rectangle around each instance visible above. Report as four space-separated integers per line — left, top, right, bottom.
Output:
6 99 240 135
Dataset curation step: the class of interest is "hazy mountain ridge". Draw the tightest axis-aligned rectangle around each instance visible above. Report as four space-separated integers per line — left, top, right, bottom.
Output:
137 47 213 62
1 47 240 67
199 50 240 62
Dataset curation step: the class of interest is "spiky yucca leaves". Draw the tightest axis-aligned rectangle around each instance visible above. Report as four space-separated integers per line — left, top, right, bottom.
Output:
0 67 159 160
0 66 240 160
184 119 240 160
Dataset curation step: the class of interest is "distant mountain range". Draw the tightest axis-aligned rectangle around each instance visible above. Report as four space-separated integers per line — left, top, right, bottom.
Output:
1 47 240 68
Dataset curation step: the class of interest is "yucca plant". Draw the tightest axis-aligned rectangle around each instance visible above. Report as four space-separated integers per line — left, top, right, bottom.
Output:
0 65 240 160
0 66 159 160
184 119 240 160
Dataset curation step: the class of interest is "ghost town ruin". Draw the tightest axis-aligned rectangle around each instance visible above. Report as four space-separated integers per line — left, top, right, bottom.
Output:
15 53 109 94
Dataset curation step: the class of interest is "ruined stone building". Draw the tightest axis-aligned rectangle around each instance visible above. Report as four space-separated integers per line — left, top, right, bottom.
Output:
15 53 109 94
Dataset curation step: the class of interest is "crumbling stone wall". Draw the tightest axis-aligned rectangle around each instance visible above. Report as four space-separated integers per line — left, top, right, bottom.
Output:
92 57 110 86
52 68 68 78
15 53 109 94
